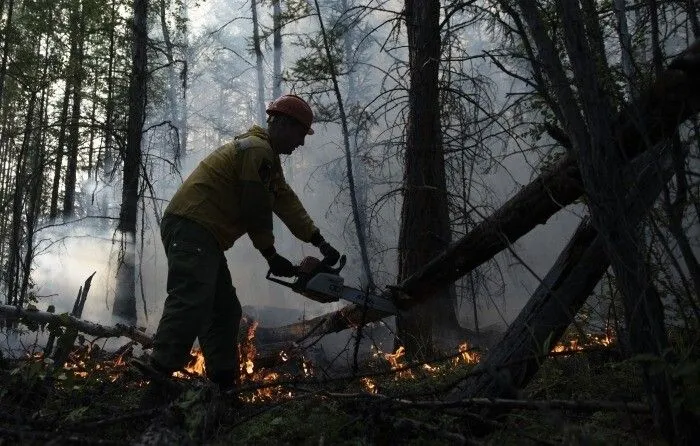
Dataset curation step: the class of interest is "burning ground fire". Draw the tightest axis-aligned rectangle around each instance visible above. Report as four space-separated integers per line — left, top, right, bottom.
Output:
23 323 615 400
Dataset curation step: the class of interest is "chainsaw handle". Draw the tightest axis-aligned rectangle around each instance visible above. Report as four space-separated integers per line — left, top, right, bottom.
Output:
265 270 298 289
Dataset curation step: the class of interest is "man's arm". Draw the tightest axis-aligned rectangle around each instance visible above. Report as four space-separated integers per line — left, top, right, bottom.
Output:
273 175 341 265
238 145 275 251
272 180 319 243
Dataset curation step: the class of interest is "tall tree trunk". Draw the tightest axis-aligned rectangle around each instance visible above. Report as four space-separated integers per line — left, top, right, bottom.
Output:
87 70 98 178
6 85 38 304
63 0 86 218
114 0 148 324
272 0 282 100
103 0 118 177
160 0 183 164
251 0 265 124
49 79 72 219
396 0 452 358
613 0 636 93
19 50 50 306
0 0 14 108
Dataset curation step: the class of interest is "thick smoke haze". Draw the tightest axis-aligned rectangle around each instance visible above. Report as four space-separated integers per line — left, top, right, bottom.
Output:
23 0 589 351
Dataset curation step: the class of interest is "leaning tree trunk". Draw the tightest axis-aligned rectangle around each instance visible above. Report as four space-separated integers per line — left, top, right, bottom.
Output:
396 0 453 359
451 143 677 400
114 0 148 324
313 0 374 289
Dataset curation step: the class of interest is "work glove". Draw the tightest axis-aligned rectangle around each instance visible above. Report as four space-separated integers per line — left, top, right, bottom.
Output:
310 231 340 266
264 249 297 277
319 242 340 266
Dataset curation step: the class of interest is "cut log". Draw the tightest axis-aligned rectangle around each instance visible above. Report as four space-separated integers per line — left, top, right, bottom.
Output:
448 145 677 401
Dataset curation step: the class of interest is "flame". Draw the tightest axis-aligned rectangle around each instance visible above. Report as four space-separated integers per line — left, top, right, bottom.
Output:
455 342 480 365
361 377 377 394
239 320 259 380
552 332 615 355
384 346 414 379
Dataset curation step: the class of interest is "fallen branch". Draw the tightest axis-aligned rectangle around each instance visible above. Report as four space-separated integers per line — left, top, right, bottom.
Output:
323 391 650 414
0 304 153 347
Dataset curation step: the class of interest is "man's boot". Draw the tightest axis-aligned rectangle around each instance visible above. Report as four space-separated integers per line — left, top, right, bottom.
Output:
131 357 183 409
208 368 239 393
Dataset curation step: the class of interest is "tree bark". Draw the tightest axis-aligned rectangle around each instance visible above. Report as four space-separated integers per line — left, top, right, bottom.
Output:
272 0 282 99
62 0 86 218
0 0 14 107
160 0 183 164
396 0 453 359
114 0 148 324
251 0 265 124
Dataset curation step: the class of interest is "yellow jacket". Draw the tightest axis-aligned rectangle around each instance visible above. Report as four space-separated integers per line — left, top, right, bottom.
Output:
164 126 319 251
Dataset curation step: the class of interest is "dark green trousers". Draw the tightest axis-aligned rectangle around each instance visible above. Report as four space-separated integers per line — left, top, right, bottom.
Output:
152 214 242 379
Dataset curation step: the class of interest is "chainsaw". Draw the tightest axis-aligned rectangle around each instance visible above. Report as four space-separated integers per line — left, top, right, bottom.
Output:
266 255 398 314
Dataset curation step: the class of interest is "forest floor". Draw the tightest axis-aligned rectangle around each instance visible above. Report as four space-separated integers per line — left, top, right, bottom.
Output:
0 333 693 445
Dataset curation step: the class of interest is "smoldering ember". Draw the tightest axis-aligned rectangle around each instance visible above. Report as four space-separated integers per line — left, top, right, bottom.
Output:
0 1 699 445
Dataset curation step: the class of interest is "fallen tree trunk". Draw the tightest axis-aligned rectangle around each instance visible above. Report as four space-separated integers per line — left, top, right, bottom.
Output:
0 304 153 347
262 40 700 341
448 145 677 401
398 42 700 303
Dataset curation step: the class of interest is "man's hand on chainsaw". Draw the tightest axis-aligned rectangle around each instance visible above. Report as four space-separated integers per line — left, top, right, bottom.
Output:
310 230 340 266
318 241 340 266
266 253 298 277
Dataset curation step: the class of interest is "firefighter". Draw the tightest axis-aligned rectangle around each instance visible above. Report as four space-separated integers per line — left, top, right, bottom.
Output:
135 94 340 405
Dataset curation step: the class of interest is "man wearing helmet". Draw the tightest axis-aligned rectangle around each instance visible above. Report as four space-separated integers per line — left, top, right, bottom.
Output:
136 94 340 403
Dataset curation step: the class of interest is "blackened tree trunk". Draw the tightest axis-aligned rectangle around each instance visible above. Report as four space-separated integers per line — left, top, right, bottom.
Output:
396 0 452 358
113 0 148 324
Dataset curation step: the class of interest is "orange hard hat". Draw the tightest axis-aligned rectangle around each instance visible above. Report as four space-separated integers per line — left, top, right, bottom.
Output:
266 94 315 135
